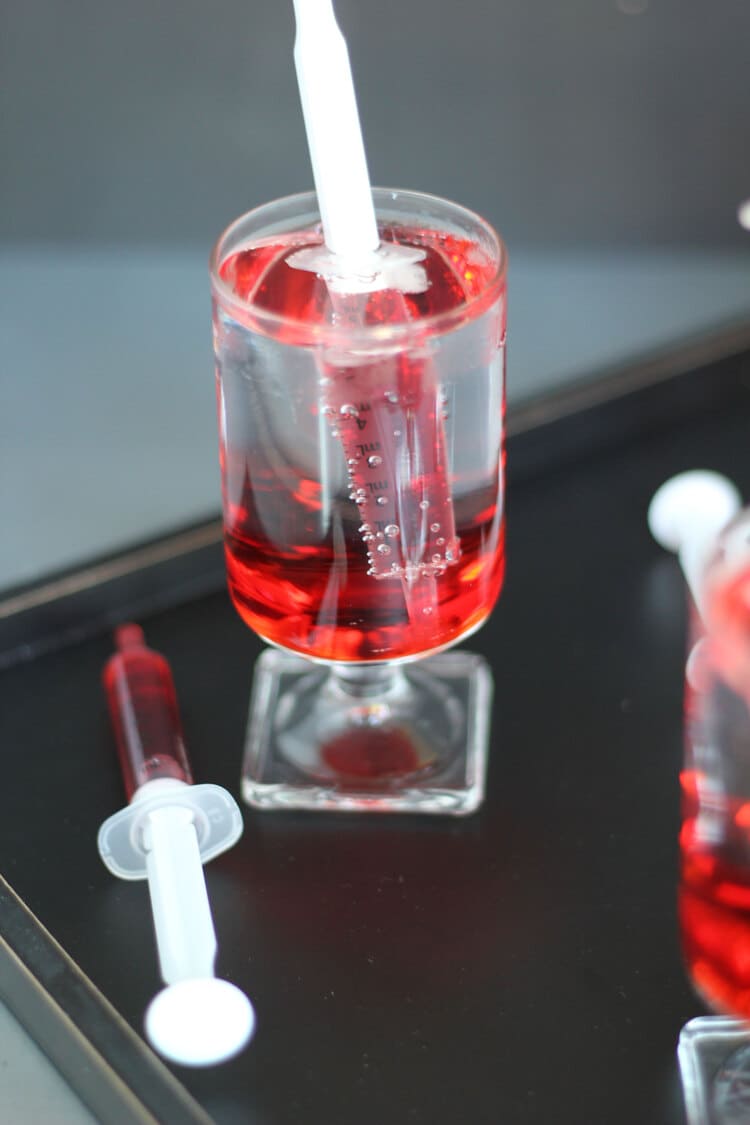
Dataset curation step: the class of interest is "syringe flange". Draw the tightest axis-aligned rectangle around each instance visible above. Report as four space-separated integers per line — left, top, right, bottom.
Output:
97 780 243 880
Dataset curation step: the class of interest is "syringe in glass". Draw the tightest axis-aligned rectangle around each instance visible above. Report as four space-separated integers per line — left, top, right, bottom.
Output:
97 624 255 1066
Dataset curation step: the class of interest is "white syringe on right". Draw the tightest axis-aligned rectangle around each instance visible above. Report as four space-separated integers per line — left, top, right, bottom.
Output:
648 470 743 619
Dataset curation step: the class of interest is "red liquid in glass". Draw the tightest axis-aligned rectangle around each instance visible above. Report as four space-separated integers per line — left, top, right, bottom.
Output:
218 224 505 662
680 565 750 1019
680 772 750 1018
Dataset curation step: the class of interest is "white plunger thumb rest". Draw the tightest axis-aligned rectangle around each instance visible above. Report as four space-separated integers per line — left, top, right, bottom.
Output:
647 470 742 615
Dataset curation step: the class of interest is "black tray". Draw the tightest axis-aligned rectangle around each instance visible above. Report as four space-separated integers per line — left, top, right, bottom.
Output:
3 321 750 1125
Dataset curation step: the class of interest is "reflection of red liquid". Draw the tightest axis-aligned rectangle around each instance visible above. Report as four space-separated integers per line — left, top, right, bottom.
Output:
321 728 422 780
218 224 505 662
680 769 750 1018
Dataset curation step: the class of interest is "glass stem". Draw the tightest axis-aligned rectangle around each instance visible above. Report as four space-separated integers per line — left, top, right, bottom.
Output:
330 663 406 699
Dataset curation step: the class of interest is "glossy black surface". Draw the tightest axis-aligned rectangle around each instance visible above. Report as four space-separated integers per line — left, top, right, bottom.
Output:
3 361 750 1124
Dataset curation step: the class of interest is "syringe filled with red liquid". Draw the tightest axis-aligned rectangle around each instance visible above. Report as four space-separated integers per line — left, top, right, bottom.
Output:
103 623 193 797
98 625 254 1065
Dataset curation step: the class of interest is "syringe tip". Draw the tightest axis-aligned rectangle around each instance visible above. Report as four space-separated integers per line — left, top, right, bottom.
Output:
115 623 146 652
145 978 255 1067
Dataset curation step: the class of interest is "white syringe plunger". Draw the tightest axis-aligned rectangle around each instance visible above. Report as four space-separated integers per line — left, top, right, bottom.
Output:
98 778 255 1067
647 470 742 615
292 0 379 267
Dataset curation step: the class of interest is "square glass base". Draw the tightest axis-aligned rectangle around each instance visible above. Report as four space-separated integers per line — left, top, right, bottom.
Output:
678 1016 750 1124
241 648 493 815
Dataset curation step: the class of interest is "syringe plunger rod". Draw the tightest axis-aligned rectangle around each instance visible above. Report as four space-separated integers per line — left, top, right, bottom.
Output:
292 0 379 263
143 803 217 983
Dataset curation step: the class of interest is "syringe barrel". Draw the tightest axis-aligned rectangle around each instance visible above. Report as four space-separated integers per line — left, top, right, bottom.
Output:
700 511 750 693
103 624 193 801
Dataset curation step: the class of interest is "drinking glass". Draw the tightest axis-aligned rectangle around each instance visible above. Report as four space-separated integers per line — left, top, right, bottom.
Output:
210 188 507 813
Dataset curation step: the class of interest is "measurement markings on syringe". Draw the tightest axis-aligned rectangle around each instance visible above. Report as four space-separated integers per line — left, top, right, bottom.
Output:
323 363 459 580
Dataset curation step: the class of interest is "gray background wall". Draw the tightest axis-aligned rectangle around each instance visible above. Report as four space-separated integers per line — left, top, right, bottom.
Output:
4 0 750 251
3 0 750 590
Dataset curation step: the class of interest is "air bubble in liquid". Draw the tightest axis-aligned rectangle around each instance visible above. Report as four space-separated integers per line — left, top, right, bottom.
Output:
384 524 399 538
430 522 440 533
384 390 399 404
367 455 383 468
419 500 430 511
376 496 388 506
377 544 391 556
422 606 433 615
436 537 445 546
348 458 359 468
340 403 359 418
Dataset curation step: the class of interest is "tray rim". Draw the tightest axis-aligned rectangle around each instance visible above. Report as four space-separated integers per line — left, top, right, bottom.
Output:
0 875 214 1125
2 312 749 672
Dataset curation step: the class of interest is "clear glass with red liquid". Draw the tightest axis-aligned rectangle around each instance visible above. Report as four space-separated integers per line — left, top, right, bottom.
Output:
679 511 750 1019
210 189 506 813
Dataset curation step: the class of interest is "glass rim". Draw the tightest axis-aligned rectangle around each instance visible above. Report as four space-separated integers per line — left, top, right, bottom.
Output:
209 187 507 345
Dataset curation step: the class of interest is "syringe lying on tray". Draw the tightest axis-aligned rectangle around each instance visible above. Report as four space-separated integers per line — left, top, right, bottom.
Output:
97 624 255 1066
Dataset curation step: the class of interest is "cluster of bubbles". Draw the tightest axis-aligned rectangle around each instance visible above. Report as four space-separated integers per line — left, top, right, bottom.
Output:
381 386 450 424
363 552 461 583
321 376 460 582
363 538 461 582
358 521 401 537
